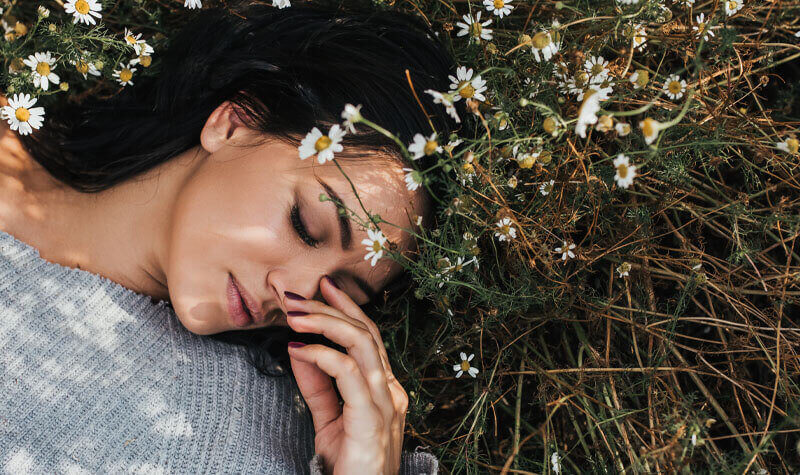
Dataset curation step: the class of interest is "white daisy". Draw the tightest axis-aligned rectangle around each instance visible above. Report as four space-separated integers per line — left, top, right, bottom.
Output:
112 61 137 87
402 167 424 191
70 58 101 80
679 0 696 5
776 137 799 154
663 74 687 100
617 0 639 3
494 217 517 241
455 11 494 43
453 352 480 378
693 13 715 41
639 117 665 145
615 122 632 136
530 30 560 63
633 24 648 51
575 88 605 138
725 0 743 16
273 0 291 9
0 93 45 136
484 0 513 18
340 103 363 134
22 52 60 91
123 28 155 57
443 138 463 154
298 124 346 164
796 30 800 37
613 154 637 188
408 132 443 160
616 261 631 277
448 66 488 102
551 452 562 474
584 56 609 82
629 70 649 90
361 228 387 267
424 89 461 123
539 179 555 196
63 0 102 26
184 0 202 8
555 241 576 261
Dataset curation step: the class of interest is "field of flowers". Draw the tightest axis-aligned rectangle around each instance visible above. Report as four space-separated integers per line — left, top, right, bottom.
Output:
2 0 799 472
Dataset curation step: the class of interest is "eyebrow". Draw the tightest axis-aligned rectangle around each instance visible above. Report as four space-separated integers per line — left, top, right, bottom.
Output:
316 176 380 303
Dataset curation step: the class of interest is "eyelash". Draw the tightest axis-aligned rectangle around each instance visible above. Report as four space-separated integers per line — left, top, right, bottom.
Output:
291 203 320 248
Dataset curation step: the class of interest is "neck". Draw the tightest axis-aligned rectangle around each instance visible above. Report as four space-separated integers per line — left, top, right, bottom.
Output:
0 125 205 302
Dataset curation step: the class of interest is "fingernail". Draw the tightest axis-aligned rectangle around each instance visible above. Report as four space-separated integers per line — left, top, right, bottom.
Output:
288 341 306 349
324 275 340 289
287 311 309 317
284 291 306 301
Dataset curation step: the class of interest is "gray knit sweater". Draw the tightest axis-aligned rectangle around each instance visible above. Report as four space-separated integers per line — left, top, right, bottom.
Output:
0 229 438 474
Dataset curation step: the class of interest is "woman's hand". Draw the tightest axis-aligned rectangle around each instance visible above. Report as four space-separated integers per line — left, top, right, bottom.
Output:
284 276 409 475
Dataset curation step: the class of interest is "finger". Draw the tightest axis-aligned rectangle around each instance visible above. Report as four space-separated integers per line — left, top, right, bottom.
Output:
288 343 384 436
287 314 395 421
286 283 392 375
288 348 342 433
319 277 393 374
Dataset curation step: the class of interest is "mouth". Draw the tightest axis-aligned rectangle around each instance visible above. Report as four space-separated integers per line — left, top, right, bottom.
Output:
227 273 256 327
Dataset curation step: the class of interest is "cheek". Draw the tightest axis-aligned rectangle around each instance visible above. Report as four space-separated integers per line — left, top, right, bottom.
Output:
160 155 291 335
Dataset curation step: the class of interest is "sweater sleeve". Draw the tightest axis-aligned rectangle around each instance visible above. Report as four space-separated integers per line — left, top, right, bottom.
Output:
309 449 439 475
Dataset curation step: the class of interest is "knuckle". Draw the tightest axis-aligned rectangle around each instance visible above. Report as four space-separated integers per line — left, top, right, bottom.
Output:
341 355 360 374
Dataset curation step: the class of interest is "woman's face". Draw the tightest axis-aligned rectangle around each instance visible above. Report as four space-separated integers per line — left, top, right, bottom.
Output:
166 101 427 335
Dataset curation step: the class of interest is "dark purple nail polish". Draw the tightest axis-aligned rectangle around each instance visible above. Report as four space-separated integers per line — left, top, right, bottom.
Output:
284 291 306 301
288 341 306 349
287 311 308 317
324 275 340 289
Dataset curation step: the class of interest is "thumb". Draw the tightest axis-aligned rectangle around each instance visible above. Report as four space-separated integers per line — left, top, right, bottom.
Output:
289 349 342 433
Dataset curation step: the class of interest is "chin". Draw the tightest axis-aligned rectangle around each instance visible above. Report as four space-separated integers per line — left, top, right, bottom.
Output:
172 304 227 336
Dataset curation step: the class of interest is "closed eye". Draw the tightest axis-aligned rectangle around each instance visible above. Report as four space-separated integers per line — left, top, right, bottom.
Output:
291 203 320 248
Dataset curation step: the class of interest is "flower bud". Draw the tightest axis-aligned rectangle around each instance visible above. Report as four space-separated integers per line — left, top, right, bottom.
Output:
59 82 69 92
37 5 50 18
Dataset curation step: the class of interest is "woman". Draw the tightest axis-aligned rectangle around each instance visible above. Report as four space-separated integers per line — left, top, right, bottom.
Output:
0 1 469 473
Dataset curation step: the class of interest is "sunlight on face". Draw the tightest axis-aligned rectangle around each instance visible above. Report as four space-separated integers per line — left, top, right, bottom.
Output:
166 132 427 336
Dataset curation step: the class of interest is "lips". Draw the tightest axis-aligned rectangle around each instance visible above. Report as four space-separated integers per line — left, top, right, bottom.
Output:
231 273 264 324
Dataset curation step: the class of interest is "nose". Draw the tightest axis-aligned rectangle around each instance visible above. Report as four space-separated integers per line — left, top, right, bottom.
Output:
267 267 325 312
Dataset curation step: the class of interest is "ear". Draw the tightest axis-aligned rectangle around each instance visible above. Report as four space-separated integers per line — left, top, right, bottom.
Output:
199 100 252 154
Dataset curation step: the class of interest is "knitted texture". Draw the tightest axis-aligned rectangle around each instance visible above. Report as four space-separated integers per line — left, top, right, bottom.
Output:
0 230 439 474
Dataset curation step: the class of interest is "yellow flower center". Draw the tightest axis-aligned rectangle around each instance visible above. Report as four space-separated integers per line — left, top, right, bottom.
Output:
575 71 589 87
501 225 510 235
518 155 535 169
728 1 738 9
668 80 683 94
372 241 382 253
458 80 475 98
15 107 30 122
424 140 439 155
75 60 89 74
493 0 505 8
36 62 50 76
532 32 550 49
634 33 646 44
454 263 463 272
126 35 137 45
314 135 332 152
543 117 557 134
787 138 799 154
138 55 152 67
543 183 553 193
470 22 482 37
75 0 90 15
642 118 656 137
698 22 706 32
539 151 552 164
591 63 605 76
635 70 650 88
460 361 471 372
119 68 133 83
617 163 629 178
